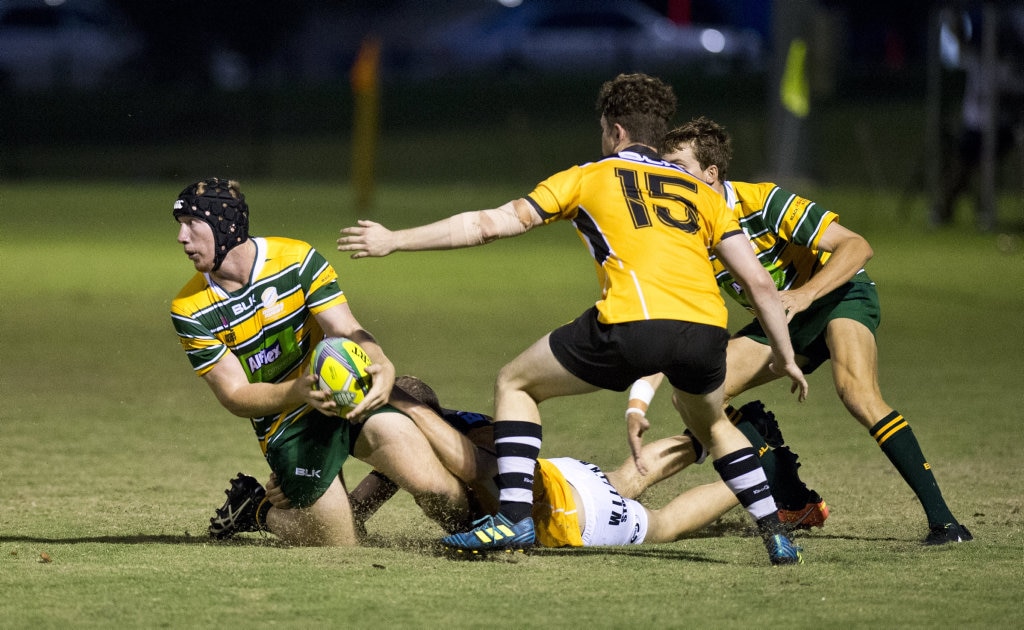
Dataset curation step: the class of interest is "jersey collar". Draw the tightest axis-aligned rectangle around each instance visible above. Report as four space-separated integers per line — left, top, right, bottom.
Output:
620 144 660 161
722 181 738 209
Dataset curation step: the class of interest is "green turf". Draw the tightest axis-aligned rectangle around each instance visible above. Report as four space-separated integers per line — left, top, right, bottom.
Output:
1 182 1022 628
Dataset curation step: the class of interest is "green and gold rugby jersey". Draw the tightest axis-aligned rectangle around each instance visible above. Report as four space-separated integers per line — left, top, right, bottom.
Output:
171 237 347 453
713 181 873 310
526 145 742 328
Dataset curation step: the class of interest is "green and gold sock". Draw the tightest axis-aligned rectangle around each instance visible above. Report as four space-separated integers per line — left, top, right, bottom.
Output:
870 411 956 526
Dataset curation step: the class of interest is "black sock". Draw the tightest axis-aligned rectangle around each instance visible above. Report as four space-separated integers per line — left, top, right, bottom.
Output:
766 446 813 510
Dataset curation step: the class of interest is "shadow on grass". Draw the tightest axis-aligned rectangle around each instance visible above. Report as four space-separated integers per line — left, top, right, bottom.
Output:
352 520 849 562
794 533 907 543
532 546 726 563
0 534 286 547
0 527 902 551
347 533 724 561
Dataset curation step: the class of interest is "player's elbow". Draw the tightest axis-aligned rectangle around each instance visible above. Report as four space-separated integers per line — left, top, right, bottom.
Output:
211 386 258 418
219 396 253 418
476 217 507 243
744 269 778 295
861 238 874 263
478 203 532 242
829 229 873 265
843 234 874 271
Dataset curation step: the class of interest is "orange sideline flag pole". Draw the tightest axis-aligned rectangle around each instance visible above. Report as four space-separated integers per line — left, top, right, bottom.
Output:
351 36 381 212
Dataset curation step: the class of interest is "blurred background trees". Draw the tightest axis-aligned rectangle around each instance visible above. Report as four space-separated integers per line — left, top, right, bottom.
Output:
1 0 1020 228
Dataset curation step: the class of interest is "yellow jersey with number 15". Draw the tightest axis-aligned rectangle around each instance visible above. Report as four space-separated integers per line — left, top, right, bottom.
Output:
525 145 742 328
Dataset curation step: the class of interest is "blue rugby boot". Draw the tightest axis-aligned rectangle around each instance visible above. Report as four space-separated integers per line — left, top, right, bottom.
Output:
441 513 535 555
765 533 804 565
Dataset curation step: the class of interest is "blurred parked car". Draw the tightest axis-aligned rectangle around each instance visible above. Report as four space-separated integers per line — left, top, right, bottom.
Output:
0 0 141 91
387 0 764 80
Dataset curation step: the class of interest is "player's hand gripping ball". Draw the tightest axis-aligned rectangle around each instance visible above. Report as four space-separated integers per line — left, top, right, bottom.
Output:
310 337 373 416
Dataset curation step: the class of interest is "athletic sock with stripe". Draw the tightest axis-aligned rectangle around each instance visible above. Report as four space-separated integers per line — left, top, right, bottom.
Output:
494 420 542 523
713 446 783 535
870 411 956 526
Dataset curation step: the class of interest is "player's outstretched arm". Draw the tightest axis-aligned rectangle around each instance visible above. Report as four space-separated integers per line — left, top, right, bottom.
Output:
622 374 663 473
623 373 666 474
715 233 808 401
337 199 540 258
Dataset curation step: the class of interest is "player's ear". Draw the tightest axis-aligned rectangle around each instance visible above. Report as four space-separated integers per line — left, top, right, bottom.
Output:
613 122 628 144
705 164 719 185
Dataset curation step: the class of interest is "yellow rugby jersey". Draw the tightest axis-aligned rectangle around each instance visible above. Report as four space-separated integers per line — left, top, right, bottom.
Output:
526 145 742 328
532 458 584 548
713 181 873 309
171 236 348 452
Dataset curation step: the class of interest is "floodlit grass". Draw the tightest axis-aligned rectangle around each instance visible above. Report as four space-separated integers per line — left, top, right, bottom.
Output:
1 181 1022 628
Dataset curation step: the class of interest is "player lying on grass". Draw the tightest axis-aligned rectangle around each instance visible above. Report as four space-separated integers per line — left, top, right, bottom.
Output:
171 178 471 546
212 376 827 550
352 377 828 548
623 117 972 545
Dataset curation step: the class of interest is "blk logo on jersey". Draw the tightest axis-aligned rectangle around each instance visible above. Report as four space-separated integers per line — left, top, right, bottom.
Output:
231 294 258 316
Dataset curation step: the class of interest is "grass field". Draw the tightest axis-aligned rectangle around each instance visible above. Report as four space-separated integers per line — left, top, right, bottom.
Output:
1 181 1022 628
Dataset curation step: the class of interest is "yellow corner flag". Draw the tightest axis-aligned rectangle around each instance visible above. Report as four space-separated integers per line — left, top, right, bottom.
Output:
351 36 381 211
780 38 810 118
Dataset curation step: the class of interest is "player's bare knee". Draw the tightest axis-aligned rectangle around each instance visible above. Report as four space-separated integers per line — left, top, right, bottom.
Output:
495 362 528 393
836 383 886 424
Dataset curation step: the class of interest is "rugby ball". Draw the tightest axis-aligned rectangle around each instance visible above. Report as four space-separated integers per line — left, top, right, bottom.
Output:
310 337 373 416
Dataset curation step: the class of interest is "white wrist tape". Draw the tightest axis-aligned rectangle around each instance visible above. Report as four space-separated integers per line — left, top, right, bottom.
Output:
625 407 646 421
628 379 656 406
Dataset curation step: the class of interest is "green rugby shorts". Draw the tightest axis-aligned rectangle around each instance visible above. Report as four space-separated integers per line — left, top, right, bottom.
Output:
733 281 880 374
264 405 401 507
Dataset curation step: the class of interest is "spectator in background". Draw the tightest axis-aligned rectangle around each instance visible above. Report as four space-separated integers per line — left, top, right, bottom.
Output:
933 6 1024 230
